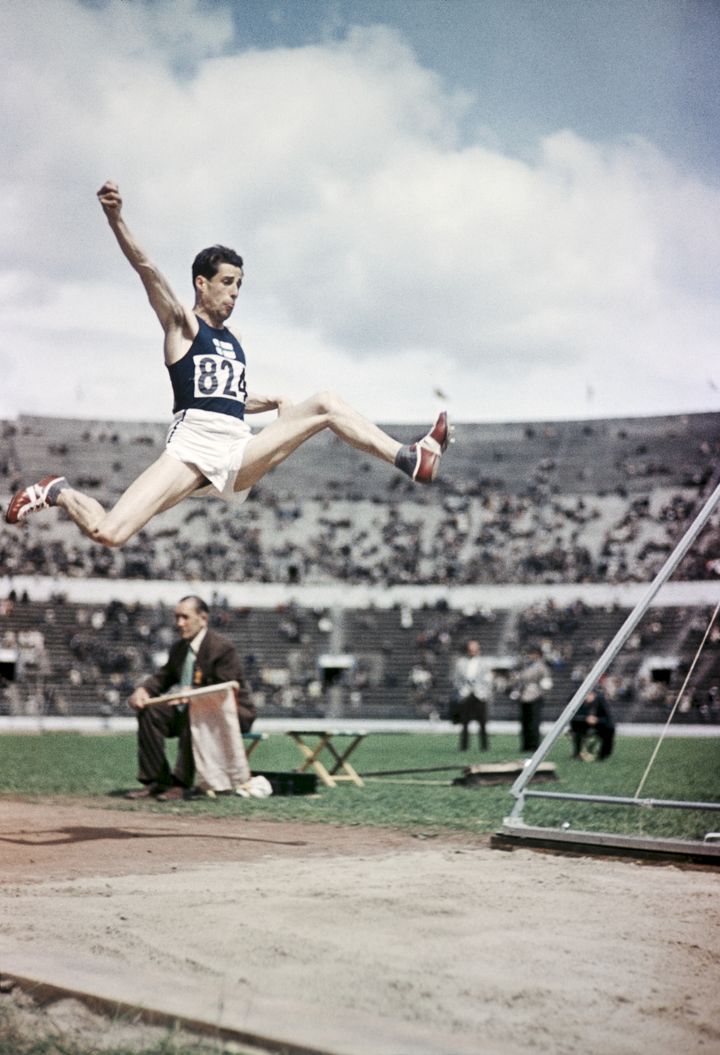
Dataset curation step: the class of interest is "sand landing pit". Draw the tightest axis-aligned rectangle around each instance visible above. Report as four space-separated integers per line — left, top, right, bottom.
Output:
1 798 718 1054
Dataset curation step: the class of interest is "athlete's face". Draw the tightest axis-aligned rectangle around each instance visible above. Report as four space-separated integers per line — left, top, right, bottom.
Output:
175 600 208 641
196 263 243 323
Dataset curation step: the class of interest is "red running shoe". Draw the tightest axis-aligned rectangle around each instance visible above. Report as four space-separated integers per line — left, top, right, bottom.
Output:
5 475 67 524
409 411 452 483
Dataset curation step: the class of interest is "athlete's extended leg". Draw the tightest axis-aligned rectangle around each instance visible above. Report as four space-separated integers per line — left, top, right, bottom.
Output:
234 391 449 491
6 455 205 547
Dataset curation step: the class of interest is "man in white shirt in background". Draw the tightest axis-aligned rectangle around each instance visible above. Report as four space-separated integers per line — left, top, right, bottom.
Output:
451 639 493 752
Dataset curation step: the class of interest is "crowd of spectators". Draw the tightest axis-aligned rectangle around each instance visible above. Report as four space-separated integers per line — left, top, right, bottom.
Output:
2 413 720 588
1 591 719 724
2 413 720 722
1 483 718 588
0 593 171 717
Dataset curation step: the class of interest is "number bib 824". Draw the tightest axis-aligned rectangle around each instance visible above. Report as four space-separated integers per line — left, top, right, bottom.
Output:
192 354 247 403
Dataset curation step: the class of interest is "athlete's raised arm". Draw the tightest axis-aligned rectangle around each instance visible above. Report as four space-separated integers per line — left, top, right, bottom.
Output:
245 393 294 415
97 180 191 340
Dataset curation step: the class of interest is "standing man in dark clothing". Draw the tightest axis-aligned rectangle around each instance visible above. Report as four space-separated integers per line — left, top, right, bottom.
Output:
125 596 254 800
515 645 553 753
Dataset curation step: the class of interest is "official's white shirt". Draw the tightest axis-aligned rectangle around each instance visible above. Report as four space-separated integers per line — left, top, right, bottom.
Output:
454 655 494 701
188 627 207 656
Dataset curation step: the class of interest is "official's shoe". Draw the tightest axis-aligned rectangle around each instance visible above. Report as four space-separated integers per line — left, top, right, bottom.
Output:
5 475 67 524
155 785 187 802
125 783 166 800
410 411 452 483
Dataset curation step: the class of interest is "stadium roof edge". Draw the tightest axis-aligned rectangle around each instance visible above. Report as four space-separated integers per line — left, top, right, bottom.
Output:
4 409 720 430
2 576 720 610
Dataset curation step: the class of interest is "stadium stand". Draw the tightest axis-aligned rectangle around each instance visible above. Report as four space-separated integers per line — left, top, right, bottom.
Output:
1 411 720 724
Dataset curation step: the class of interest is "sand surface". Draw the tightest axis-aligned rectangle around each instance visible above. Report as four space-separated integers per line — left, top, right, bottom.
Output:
0 798 718 1055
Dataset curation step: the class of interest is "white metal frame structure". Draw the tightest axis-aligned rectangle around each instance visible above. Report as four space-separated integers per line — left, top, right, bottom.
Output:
497 480 720 865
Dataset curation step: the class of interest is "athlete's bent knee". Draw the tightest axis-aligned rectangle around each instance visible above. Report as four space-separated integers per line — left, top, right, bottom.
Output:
92 530 126 549
92 521 134 548
310 389 344 419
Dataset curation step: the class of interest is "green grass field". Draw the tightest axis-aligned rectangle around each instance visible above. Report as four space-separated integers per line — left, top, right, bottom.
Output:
0 729 718 841
0 1027 219 1055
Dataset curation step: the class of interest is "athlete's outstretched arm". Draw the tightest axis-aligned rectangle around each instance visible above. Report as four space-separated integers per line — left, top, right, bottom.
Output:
245 392 293 415
97 180 189 338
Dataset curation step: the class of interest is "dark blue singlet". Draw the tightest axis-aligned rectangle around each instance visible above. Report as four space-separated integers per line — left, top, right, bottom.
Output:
167 316 247 420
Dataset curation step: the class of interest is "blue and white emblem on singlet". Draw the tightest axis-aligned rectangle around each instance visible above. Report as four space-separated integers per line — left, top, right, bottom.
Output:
210 337 237 359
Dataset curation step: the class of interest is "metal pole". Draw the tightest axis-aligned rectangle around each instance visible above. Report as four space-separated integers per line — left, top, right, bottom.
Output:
509 478 720 812
520 790 720 811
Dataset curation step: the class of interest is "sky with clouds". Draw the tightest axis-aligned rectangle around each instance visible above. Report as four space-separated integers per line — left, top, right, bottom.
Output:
1 0 719 427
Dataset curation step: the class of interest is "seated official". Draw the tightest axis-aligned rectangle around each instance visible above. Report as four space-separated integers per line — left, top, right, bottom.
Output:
126 595 255 801
570 687 615 761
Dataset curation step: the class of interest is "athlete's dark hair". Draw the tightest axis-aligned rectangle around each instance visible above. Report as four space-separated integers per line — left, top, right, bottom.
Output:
179 595 209 616
192 245 244 284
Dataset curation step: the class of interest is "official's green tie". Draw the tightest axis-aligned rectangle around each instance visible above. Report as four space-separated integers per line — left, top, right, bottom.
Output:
179 647 195 687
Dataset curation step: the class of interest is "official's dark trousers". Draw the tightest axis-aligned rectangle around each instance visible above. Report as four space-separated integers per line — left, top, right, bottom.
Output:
136 702 194 788
520 699 543 752
458 695 489 751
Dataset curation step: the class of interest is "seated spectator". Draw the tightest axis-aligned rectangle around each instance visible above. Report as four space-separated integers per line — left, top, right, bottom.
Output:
570 683 615 760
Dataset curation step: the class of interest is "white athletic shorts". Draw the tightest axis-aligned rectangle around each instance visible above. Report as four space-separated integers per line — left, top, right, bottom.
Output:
165 408 253 504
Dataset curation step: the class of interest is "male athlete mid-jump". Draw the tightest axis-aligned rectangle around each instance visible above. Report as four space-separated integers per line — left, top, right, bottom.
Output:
6 181 451 545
